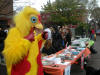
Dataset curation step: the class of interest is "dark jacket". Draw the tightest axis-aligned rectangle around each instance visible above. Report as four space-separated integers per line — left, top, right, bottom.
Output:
42 46 56 55
0 30 7 52
52 29 64 52
65 32 71 46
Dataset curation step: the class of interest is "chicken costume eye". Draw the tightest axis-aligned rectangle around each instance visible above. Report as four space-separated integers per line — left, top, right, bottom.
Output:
31 16 37 23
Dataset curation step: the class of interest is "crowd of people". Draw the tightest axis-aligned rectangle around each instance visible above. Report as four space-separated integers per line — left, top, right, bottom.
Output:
41 25 72 56
41 25 98 56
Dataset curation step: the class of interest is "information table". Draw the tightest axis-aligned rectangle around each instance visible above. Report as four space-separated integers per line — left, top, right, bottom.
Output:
42 39 94 75
42 48 91 75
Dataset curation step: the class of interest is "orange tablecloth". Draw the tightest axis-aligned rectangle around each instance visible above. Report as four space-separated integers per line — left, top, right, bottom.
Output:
43 65 68 75
43 48 91 75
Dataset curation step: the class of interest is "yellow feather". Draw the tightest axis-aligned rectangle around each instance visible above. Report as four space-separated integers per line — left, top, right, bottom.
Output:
3 28 31 66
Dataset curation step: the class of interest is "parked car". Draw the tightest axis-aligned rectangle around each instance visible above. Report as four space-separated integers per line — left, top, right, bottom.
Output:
96 29 100 35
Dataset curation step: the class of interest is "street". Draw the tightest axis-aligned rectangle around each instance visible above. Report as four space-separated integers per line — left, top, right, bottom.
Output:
0 36 100 75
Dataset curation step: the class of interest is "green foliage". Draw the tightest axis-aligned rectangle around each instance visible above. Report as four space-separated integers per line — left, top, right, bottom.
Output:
75 22 90 36
42 0 88 26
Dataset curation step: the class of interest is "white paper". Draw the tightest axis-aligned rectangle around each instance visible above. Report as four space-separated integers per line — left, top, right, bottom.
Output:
45 55 56 61
54 58 61 64
58 62 71 65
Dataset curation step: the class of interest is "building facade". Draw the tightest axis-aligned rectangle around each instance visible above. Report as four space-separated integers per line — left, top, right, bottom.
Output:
0 0 13 27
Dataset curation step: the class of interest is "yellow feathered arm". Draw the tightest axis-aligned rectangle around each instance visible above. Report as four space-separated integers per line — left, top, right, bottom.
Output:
3 28 31 66
35 34 43 41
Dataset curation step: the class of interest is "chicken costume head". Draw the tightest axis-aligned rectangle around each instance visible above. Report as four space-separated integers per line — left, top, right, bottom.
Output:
14 6 43 37
3 6 46 75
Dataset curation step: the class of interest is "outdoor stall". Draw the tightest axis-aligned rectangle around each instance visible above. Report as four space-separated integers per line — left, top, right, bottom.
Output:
42 38 94 75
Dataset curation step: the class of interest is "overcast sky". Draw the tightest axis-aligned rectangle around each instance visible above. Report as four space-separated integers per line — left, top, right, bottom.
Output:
14 0 55 11
14 0 100 11
31 0 55 11
98 0 100 6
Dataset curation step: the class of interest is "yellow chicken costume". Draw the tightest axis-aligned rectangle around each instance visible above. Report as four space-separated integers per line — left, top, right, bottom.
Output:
3 6 47 75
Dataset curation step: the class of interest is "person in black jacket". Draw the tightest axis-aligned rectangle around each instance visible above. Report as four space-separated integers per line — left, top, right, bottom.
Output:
52 26 64 52
65 28 72 46
0 26 7 63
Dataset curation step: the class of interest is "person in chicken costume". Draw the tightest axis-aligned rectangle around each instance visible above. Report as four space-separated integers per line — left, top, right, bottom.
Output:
3 6 47 75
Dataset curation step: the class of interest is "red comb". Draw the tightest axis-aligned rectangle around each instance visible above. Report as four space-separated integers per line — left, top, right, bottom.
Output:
38 15 41 23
